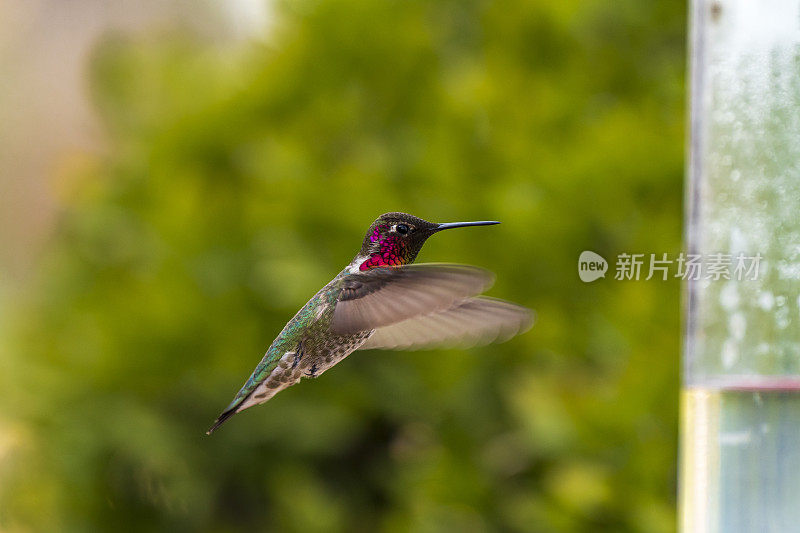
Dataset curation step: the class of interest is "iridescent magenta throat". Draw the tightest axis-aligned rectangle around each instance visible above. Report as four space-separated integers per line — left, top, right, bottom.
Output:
359 225 410 270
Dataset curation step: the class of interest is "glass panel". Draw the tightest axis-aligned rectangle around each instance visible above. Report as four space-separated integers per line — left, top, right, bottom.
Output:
681 0 800 531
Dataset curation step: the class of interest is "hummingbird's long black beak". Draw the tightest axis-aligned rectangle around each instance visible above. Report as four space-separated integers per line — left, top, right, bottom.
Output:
434 220 500 232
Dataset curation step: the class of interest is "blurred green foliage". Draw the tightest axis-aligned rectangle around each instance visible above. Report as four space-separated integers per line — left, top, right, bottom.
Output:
0 0 685 531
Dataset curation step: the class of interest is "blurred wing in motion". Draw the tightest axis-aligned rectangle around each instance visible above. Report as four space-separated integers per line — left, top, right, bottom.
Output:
358 296 534 351
331 263 495 334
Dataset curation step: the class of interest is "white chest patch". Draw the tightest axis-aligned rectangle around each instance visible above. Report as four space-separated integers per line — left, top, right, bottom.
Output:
347 256 367 274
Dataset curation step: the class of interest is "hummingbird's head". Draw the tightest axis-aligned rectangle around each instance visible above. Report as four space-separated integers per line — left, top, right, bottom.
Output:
354 212 499 271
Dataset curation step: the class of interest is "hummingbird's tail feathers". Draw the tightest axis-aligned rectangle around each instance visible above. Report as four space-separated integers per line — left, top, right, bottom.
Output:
206 401 242 435
358 296 534 351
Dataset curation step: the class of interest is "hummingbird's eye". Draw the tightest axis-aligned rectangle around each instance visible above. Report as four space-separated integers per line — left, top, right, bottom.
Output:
396 224 409 235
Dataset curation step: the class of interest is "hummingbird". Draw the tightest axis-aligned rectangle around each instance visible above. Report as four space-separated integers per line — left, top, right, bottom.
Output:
207 212 533 434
